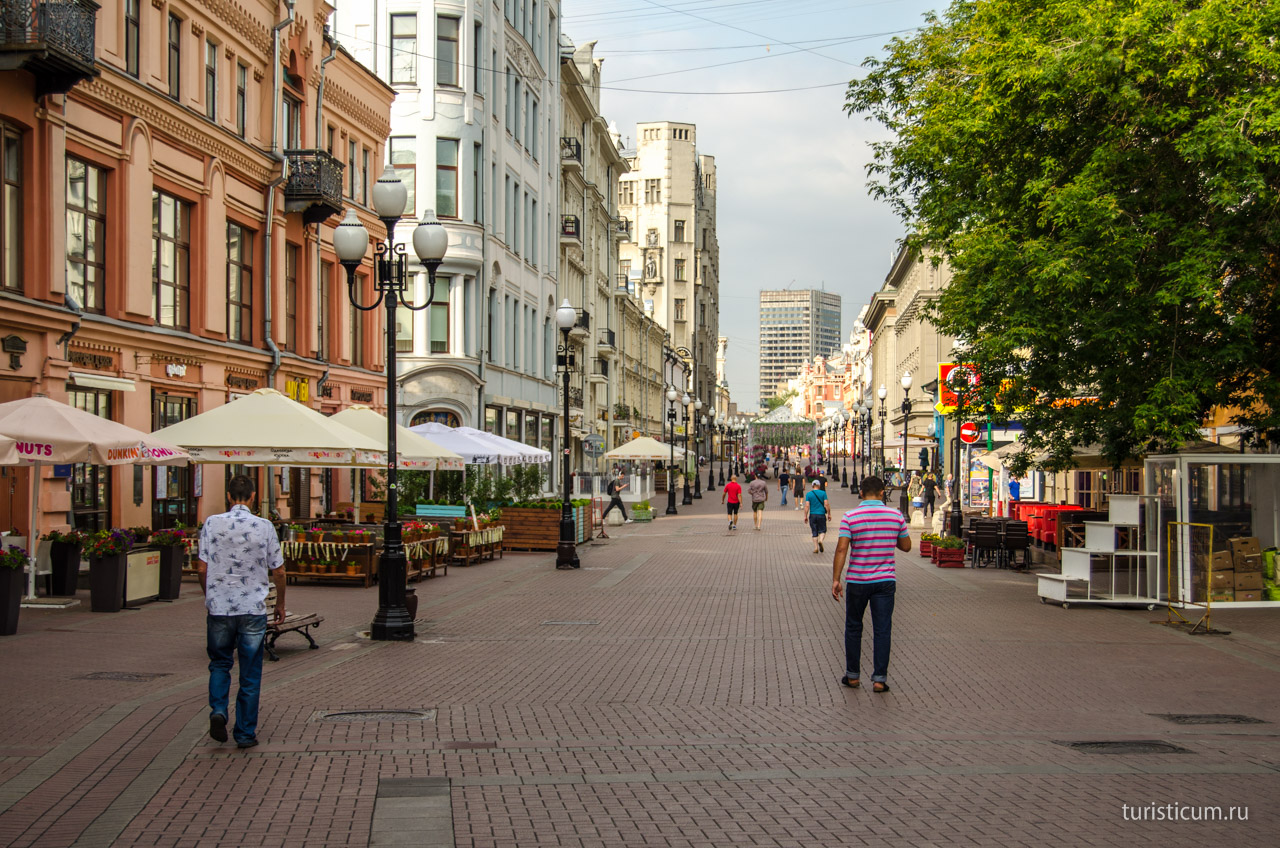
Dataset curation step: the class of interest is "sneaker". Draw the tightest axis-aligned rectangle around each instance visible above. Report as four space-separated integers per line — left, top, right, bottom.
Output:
624 519 633 524
209 713 228 743
236 738 259 749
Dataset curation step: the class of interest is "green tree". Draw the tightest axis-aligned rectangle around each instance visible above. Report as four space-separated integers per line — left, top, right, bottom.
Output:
846 0 1280 471
763 389 799 413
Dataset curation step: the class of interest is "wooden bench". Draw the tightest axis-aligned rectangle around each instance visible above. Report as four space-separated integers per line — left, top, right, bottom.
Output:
264 585 323 662
415 504 468 520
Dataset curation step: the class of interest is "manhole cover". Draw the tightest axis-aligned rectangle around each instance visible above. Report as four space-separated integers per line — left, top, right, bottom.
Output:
78 672 172 682
318 709 436 722
1152 714 1266 725
540 620 599 626
1058 740 1192 755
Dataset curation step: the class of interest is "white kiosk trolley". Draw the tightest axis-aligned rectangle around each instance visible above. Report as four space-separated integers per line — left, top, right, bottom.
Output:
1038 494 1162 609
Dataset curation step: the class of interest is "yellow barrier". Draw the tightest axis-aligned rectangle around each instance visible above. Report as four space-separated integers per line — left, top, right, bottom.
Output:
1166 521 1215 634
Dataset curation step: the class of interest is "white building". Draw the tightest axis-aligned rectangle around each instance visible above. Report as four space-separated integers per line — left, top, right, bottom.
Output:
333 1 563 478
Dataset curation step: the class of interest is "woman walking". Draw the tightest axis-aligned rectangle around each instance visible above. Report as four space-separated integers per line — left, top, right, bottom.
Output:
792 466 804 510
803 479 830 554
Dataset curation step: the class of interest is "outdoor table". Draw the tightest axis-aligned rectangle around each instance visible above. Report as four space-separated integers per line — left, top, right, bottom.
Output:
404 535 449 579
450 526 505 566
281 539 375 587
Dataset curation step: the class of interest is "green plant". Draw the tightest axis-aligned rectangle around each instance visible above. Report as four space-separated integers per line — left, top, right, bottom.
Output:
1 545 29 569
84 529 133 559
935 535 965 550
41 529 86 545
493 472 516 504
150 527 188 546
126 526 152 544
635 500 651 511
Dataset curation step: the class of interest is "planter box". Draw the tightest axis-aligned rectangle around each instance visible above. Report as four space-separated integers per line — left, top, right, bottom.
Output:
0 567 21 635
920 541 934 557
632 507 653 523
500 507 564 551
157 545 185 600
89 554 127 612
935 550 966 568
49 541 83 596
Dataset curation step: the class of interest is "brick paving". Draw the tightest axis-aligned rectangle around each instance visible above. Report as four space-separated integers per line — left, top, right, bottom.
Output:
1 484 1278 846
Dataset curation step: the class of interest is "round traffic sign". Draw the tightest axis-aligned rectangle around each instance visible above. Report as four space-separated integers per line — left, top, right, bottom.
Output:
959 422 980 444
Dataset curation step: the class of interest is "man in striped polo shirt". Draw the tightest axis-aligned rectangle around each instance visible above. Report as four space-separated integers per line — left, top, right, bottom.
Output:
831 475 911 693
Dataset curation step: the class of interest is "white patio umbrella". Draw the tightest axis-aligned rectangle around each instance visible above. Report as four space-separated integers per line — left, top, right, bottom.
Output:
455 426 551 464
330 406 464 471
408 422 520 465
0 395 191 599
605 436 687 461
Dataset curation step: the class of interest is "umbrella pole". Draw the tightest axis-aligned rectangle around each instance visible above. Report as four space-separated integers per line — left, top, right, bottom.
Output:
354 468 363 523
429 470 434 500
26 461 40 600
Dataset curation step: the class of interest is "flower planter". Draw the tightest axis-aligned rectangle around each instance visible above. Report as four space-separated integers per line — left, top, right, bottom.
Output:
157 545 185 600
500 506 564 551
49 541 83 596
632 507 653 523
930 547 939 564
89 554 127 612
919 541 933 557
0 567 22 635
935 549 966 568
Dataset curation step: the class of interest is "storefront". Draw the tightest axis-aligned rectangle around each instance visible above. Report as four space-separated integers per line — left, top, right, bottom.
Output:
1148 454 1279 608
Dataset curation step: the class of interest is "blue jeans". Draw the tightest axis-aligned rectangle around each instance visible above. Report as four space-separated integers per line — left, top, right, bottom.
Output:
207 614 267 743
845 580 896 683
780 488 789 506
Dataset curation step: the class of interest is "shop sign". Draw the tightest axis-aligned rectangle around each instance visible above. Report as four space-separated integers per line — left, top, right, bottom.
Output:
165 363 187 378
351 388 374 403
937 362 979 414
68 349 116 371
226 373 260 391
285 377 310 402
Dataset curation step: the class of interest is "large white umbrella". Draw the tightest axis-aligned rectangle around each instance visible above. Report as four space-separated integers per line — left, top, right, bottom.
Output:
0 395 191 599
455 426 551 464
330 406 464 471
408 422 521 465
605 436 687 461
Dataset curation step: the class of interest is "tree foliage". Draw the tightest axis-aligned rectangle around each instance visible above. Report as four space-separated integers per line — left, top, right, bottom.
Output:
763 389 799 412
846 0 1280 471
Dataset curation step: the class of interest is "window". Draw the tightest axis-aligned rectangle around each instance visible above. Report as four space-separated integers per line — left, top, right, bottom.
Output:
227 223 252 342
125 0 140 77
395 299 414 353
205 40 217 120
235 63 247 137
436 16 459 86
429 276 448 353
530 199 537 267
674 298 686 321
283 94 301 148
318 261 331 361
390 136 416 214
674 259 686 282
362 148 369 207
514 82 523 145
644 179 660 204
472 142 482 223
151 393 196 529
167 14 181 99
674 220 685 242
348 139 358 199
619 181 634 206
529 99 538 160
284 243 299 352
513 182 521 256
67 388 112 532
390 14 417 85
350 277 365 367
2 127 22 291
474 23 483 92
436 138 458 218
152 191 190 329
66 159 106 314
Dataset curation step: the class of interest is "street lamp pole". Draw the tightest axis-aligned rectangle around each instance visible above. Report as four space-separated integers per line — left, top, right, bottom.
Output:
900 371 913 518
333 183 448 642
665 386 679 515
877 383 887 475
841 411 849 488
703 413 714 491
692 398 703 498
555 300 580 569
681 393 693 505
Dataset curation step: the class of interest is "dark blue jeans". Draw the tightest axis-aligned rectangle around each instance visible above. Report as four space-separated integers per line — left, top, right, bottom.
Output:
845 580 896 683
207 614 267 744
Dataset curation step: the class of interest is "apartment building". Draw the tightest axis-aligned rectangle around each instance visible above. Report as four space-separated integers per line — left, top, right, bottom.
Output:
0 0 395 529
758 289 842 409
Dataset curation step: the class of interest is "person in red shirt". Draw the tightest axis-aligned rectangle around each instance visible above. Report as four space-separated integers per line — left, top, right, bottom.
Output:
721 474 743 531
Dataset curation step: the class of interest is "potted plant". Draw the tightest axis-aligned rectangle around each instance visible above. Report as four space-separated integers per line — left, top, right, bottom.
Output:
0 545 28 635
85 529 133 612
920 533 938 557
151 526 188 600
42 529 85 596
632 500 653 522
934 535 966 567
127 526 152 545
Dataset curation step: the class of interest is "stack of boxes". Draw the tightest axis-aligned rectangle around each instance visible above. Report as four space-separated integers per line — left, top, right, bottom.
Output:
1229 537 1264 602
1194 549 1235 603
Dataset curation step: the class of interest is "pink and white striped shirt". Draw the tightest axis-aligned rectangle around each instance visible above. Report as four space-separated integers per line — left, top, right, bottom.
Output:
838 500 908 583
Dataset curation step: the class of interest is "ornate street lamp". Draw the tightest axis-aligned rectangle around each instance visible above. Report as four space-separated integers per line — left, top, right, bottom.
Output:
665 386 679 515
899 371 913 517
333 179 448 642
692 397 703 498
861 399 873 481
877 383 888 475
680 392 693 505
840 410 850 488
702 413 714 491
554 300 580 569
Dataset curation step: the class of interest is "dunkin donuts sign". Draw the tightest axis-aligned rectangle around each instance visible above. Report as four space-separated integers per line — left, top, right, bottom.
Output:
15 441 54 458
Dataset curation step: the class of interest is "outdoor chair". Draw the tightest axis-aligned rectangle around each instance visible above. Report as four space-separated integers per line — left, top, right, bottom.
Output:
1001 520 1031 570
971 520 1003 568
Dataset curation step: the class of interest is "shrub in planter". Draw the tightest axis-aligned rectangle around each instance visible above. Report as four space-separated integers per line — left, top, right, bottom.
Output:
0 545 29 635
42 529 86 596
85 529 133 612
934 535 966 567
151 527 190 600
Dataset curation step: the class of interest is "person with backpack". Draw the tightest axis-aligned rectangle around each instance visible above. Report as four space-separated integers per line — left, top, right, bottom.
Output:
778 466 791 507
602 471 632 524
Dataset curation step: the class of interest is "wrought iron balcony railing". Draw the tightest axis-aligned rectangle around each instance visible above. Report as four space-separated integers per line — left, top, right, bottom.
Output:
0 0 99 96
283 149 344 224
560 137 582 164
598 328 615 349
560 214 581 240
568 386 584 409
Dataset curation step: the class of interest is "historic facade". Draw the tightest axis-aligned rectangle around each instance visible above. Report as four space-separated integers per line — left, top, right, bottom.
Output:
0 0 395 529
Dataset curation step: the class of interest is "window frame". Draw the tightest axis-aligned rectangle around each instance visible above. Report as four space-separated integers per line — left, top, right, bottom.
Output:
124 0 140 78
674 219 685 242
226 222 253 343
284 242 299 353
152 190 191 330
436 137 459 219
235 63 247 137
66 157 107 314
674 258 686 282
204 39 217 121
390 136 416 215
2 125 22 292
390 13 418 86
167 13 181 100
436 15 460 87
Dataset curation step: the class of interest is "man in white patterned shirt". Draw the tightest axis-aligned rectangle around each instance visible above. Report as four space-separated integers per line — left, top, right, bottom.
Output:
198 475 285 749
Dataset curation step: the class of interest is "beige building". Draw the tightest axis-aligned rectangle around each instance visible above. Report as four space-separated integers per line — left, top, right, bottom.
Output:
616 122 720 417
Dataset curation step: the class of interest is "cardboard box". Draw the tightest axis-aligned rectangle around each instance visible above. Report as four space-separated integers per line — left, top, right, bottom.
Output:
1193 570 1235 590
1194 551 1234 573
1229 536 1262 558
1234 571 1264 591
1235 590 1261 602
1235 553 1263 573
1210 589 1235 603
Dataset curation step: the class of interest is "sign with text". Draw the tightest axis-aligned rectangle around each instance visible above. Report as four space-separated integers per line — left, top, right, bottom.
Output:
937 362 979 414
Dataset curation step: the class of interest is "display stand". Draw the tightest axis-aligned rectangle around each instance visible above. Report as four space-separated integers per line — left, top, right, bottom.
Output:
1037 495 1161 609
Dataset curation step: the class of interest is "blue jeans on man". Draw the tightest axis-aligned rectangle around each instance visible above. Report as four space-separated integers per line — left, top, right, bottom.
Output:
845 580 895 683
207 614 267 745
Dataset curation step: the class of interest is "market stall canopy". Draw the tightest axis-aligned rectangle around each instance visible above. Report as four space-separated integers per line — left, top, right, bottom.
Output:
454 426 551 464
330 406 464 471
605 436 687 461
408 422 516 465
749 405 815 446
0 395 189 466
151 388 382 466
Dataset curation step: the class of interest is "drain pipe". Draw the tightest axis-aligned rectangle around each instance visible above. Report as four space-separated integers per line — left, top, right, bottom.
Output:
477 128 488 429
314 28 338 374
263 0 295 517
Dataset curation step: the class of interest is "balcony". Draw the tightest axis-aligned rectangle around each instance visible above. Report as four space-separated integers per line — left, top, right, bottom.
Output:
570 308 590 339
283 149 344 224
0 0 100 97
560 214 580 242
588 359 609 384
615 274 631 294
612 216 630 240
598 328 616 354
568 385 584 410
560 137 582 172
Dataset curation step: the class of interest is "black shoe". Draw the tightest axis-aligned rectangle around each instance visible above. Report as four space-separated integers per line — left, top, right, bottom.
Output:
209 713 228 743
236 738 259 749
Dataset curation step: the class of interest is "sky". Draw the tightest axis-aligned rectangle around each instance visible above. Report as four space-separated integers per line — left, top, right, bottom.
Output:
561 0 942 411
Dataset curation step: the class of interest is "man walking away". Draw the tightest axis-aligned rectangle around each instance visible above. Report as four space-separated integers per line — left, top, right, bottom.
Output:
198 475 285 749
793 467 804 509
922 473 938 517
831 475 910 694
722 474 742 531
804 479 829 554
602 472 632 523
747 472 769 531
778 466 791 507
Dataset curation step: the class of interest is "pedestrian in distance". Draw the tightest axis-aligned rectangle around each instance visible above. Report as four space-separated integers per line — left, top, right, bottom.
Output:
747 472 769 530
922 473 938 517
831 475 911 694
722 474 742 531
778 465 791 507
793 466 804 509
1009 477 1021 501
804 479 830 554
602 471 632 523
197 474 286 749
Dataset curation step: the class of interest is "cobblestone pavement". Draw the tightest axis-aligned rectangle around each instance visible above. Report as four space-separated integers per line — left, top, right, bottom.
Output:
1 485 1278 847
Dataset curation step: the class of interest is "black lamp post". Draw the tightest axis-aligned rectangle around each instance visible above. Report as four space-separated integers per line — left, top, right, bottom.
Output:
665 386 679 515
950 423 964 537
840 411 849 488
716 417 725 486
333 182 448 642
554 300 580 569
692 398 703 498
877 383 887 475
860 400 872 483
703 414 715 491
680 392 693 505
899 371 914 518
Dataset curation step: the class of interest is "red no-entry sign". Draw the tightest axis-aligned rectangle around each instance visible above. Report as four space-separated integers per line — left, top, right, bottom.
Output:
959 422 981 444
